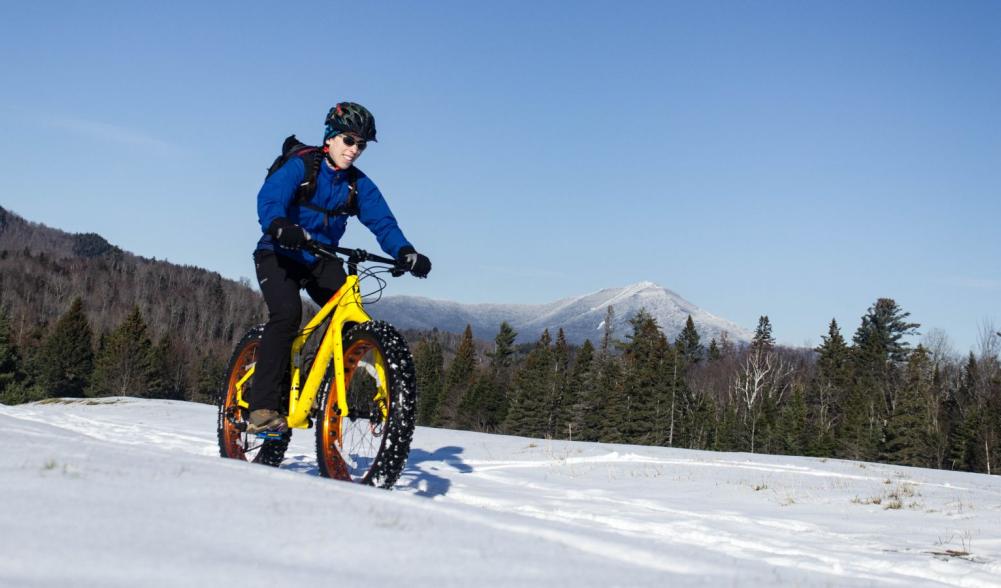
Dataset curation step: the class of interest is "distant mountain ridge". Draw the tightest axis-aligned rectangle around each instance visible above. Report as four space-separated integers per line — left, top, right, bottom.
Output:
369 281 753 346
0 205 749 353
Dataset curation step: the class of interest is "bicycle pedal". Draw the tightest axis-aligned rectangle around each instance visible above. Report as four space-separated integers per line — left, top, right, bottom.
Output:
255 431 285 440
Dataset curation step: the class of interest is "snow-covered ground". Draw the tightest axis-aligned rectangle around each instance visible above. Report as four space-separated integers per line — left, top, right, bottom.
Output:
2 398 1000 587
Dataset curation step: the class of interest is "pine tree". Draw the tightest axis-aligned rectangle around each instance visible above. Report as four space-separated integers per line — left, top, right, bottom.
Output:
569 339 597 441
456 369 493 431
839 332 883 461
842 299 921 460
189 352 225 404
548 328 572 438
144 336 171 399
0 304 37 404
414 331 445 426
435 325 477 428
503 330 553 437
676 315 704 364
37 298 95 398
596 346 625 443
881 345 934 467
854 298 920 363
809 319 850 455
617 310 669 445
0 304 21 395
467 322 519 431
948 353 987 472
777 384 808 455
707 338 721 362
88 306 155 397
489 322 517 372
600 306 616 354
751 316 775 353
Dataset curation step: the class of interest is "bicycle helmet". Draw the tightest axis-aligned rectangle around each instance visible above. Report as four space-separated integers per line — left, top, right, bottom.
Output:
324 102 377 142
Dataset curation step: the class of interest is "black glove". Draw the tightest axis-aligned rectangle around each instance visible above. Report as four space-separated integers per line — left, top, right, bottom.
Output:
267 218 311 250
396 246 431 278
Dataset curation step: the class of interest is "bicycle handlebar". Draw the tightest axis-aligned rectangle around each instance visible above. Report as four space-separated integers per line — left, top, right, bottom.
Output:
305 241 400 268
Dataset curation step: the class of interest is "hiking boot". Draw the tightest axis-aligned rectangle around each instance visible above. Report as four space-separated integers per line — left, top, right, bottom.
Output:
246 409 288 434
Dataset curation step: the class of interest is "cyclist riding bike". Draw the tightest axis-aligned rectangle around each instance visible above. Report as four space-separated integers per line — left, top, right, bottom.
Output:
248 102 431 433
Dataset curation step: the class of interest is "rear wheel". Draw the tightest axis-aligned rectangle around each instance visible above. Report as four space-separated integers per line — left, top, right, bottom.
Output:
217 325 291 467
315 321 417 488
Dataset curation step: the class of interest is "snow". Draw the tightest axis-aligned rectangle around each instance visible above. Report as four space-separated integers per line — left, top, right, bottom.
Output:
371 281 755 345
3 398 1001 587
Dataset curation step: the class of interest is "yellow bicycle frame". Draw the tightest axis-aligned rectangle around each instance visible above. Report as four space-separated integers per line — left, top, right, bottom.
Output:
234 273 381 429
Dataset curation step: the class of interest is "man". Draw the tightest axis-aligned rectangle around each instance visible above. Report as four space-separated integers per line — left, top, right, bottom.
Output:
247 102 431 433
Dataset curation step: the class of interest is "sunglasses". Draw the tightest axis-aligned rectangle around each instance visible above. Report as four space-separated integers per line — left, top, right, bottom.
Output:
341 134 367 151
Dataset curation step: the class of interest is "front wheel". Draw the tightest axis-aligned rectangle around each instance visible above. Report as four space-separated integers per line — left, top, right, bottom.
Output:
315 321 417 488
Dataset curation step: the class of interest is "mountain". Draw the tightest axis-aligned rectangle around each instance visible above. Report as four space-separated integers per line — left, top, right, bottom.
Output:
370 281 754 345
3 397 996 586
0 206 266 400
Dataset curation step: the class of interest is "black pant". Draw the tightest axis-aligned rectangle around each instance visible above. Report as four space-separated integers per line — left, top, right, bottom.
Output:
246 249 346 412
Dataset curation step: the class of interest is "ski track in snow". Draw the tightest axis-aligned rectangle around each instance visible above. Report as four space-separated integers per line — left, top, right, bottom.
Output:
4 398 1001 587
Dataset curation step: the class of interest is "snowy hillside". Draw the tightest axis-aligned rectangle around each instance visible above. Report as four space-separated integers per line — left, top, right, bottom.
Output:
3 398 1000 587
370 281 754 345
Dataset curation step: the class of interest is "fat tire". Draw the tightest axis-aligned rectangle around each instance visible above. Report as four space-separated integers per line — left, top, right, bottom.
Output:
217 324 291 467
315 320 417 488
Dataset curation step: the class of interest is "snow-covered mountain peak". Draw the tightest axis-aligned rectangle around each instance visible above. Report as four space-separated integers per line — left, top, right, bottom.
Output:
371 282 754 345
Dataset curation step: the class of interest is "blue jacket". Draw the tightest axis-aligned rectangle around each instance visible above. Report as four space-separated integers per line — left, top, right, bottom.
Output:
256 157 412 266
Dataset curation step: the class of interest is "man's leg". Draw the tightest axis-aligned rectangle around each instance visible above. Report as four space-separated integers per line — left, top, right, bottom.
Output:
246 251 304 416
304 256 347 306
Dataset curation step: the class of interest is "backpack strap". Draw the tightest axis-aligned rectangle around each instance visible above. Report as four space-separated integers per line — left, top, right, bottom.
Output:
292 148 324 205
266 135 360 227
297 165 360 228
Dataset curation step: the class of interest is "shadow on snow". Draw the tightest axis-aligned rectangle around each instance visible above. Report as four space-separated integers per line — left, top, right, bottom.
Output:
278 444 473 498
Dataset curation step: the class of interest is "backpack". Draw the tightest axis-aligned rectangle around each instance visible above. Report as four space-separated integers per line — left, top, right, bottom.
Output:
265 135 359 224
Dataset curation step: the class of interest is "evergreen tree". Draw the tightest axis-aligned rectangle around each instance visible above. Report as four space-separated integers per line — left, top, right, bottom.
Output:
600 306 616 354
853 298 920 363
548 328 572 438
489 322 517 372
0 304 22 395
189 352 225 404
0 304 39 404
777 384 808 455
37 297 95 398
839 332 883 461
942 367 968 470
463 322 518 431
617 310 669 445
144 336 171 399
751 316 775 353
456 369 493 431
809 319 850 455
435 325 477 428
88 306 155 397
707 338 721 362
881 345 934 467
414 331 445 426
503 330 554 437
569 339 598 441
676 315 704 364
948 353 984 471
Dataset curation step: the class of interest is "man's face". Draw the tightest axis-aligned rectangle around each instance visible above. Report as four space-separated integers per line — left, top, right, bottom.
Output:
325 133 366 169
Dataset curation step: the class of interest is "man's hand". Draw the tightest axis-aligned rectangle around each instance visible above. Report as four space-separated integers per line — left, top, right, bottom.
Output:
396 246 431 278
268 218 311 250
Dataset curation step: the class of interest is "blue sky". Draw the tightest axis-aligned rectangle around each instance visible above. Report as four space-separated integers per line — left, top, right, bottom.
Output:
1 1 999 353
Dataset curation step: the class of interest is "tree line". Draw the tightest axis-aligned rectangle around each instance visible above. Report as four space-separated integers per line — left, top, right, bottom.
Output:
0 298 228 404
412 301 1001 475
0 206 265 404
